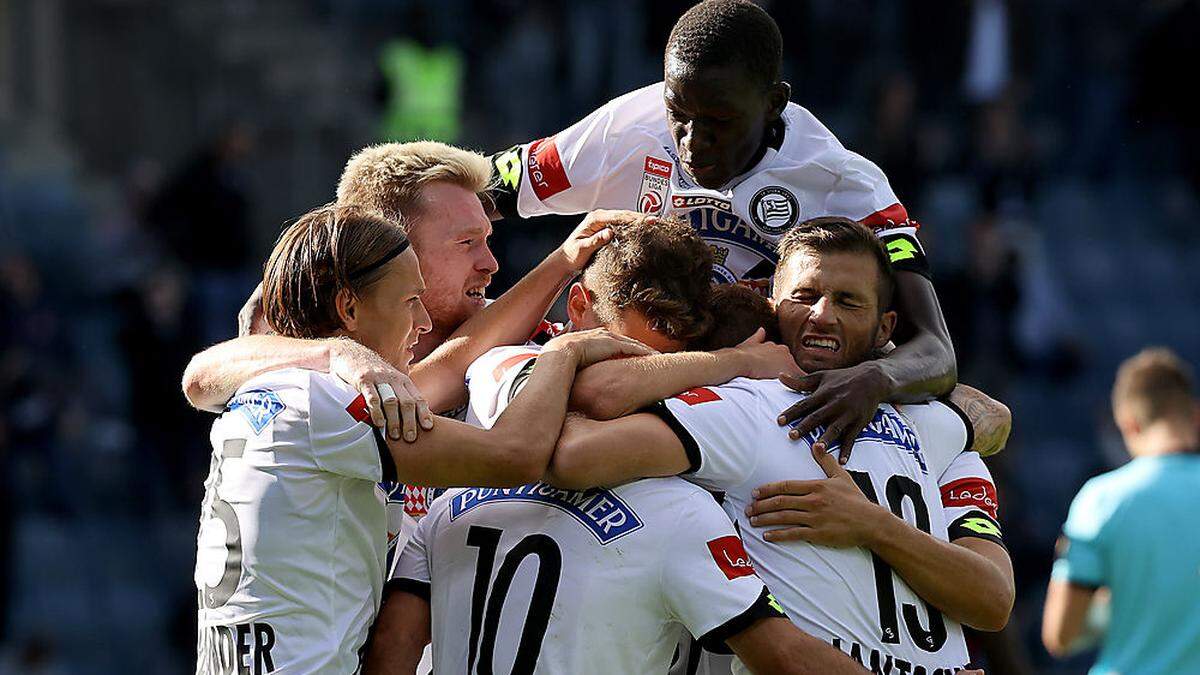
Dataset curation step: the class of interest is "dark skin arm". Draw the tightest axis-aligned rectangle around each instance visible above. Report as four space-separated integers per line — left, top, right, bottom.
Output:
778 271 956 462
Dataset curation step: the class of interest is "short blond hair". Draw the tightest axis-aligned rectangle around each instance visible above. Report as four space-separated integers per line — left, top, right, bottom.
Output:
335 141 493 224
1112 347 1196 426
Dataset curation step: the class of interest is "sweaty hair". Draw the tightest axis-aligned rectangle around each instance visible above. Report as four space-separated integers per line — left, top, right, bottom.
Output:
697 283 779 350
666 0 783 89
581 215 714 344
336 141 493 226
263 204 409 339
774 216 896 310
1112 348 1196 427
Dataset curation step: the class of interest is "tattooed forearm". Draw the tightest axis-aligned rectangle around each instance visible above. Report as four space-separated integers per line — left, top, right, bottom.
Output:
949 384 1012 457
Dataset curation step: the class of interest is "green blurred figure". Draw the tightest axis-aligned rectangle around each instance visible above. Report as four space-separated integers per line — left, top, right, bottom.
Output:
380 39 463 143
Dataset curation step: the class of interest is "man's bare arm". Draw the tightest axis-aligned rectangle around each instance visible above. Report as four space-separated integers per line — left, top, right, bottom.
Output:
947 383 1012 457
569 329 799 420
1042 578 1104 657
727 617 866 674
546 412 691 490
361 587 430 675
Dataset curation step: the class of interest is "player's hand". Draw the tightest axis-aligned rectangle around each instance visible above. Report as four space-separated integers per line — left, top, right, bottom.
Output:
329 339 434 442
775 362 890 464
545 328 657 368
721 327 803 380
746 442 888 546
556 209 652 271
237 283 271 336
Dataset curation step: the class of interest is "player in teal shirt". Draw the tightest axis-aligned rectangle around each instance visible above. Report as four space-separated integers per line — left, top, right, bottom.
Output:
1042 348 1200 674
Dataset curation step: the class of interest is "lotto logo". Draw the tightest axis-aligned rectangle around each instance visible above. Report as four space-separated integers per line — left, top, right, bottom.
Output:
707 535 756 580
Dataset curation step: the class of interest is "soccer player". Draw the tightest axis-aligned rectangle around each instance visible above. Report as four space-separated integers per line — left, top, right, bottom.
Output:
545 218 1014 673
193 204 648 674
1042 348 1200 673
369 216 861 674
488 0 956 456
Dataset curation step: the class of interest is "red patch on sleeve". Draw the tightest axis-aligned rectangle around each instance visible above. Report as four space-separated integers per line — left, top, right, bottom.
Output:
527 137 571 201
492 353 538 382
940 477 999 519
643 155 672 178
707 535 757 580
861 203 920 231
345 393 371 423
673 387 722 406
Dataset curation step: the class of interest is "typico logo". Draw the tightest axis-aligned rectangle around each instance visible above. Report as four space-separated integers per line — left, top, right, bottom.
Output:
941 477 999 518
707 535 756 580
644 156 672 178
527 137 571 201
674 387 722 406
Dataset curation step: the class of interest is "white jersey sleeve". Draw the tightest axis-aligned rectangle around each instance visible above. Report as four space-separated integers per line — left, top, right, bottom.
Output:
308 371 392 482
660 489 786 650
464 345 544 429
938 451 1005 547
490 84 664 219
895 400 972 481
652 379 769 493
391 508 433 595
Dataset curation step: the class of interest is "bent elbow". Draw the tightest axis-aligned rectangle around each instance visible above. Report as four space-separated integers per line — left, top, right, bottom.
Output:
492 439 550 487
969 585 1015 632
1041 629 1072 657
570 378 627 421
182 358 221 412
544 436 596 491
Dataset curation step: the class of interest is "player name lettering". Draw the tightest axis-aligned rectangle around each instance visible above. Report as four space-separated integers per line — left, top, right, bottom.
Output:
831 636 964 675
198 622 277 675
449 482 644 544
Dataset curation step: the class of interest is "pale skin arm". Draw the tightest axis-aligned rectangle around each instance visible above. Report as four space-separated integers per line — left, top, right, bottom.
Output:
546 412 692 490
361 588 429 675
569 328 801 420
385 330 653 488
727 617 867 674
1042 576 1105 657
746 446 1015 632
947 383 1012 457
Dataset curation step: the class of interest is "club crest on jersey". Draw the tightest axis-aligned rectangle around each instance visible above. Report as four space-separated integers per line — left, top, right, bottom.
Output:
637 156 672 215
749 186 800 235
449 483 644 544
707 535 756 580
228 389 285 434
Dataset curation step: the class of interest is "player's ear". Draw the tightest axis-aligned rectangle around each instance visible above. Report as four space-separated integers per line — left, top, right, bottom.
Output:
767 81 790 120
335 287 358 331
566 282 591 326
874 309 897 349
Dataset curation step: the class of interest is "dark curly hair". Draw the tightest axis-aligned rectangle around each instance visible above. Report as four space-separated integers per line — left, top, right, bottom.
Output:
666 0 783 89
581 215 714 343
696 283 779 350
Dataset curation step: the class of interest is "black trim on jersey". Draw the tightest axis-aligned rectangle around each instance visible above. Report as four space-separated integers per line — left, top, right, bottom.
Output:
698 587 787 653
373 428 398 484
642 401 702 474
489 145 523 219
948 510 1006 549
505 357 539 404
385 577 431 602
938 397 975 455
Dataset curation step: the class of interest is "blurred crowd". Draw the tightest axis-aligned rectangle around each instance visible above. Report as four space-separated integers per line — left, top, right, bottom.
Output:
1 0 1198 673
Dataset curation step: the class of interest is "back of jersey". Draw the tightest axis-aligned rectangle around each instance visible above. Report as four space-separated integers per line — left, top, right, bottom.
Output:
394 478 776 675
658 378 972 673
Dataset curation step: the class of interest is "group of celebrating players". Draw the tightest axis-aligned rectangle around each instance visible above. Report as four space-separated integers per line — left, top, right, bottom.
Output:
182 1 1019 673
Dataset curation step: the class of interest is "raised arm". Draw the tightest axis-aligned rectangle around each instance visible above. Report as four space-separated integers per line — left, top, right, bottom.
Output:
569 328 799 420
388 330 653 487
946 383 1012 457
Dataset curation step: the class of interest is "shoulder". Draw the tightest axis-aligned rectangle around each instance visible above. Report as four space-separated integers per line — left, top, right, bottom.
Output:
574 82 667 147
466 345 544 386
229 368 352 420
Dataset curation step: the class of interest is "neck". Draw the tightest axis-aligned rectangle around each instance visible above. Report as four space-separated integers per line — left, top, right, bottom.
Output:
412 324 454 364
1129 421 1199 458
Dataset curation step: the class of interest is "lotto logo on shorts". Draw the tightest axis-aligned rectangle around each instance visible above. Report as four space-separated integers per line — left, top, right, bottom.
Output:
527 137 571 201
941 478 999 518
674 387 721 405
707 535 756 580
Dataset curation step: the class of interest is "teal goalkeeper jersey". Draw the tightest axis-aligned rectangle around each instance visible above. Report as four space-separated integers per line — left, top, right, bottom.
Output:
1053 453 1200 675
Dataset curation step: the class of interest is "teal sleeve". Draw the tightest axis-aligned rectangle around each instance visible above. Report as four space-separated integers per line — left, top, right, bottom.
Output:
1052 479 1110 588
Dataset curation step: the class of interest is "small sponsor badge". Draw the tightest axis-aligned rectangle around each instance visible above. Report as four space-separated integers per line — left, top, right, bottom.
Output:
527 137 571 201
637 156 672 215
940 477 1000 518
229 389 285 434
674 387 722 406
707 535 756 580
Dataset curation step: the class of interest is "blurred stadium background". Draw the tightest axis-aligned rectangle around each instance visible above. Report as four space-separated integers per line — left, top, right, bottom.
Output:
0 0 1197 672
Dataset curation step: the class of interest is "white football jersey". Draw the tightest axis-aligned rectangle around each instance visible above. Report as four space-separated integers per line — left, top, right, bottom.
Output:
195 368 394 674
655 378 1005 674
491 82 928 293
389 347 784 674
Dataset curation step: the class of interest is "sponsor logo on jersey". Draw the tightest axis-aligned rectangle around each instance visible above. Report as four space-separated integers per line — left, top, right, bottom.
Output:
861 202 918 231
707 535 756 580
345 393 371 424
672 194 733 212
637 156 672 215
228 389 285 434
449 483 644 544
940 477 999 518
748 186 800 235
527 137 571 201
493 147 522 191
674 387 722 406
797 407 927 473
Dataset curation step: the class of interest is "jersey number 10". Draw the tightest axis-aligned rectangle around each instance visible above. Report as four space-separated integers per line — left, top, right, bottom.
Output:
465 525 563 674
848 472 948 653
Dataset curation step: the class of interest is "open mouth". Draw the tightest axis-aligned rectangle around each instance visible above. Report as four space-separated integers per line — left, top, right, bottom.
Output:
465 286 487 303
801 335 841 353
